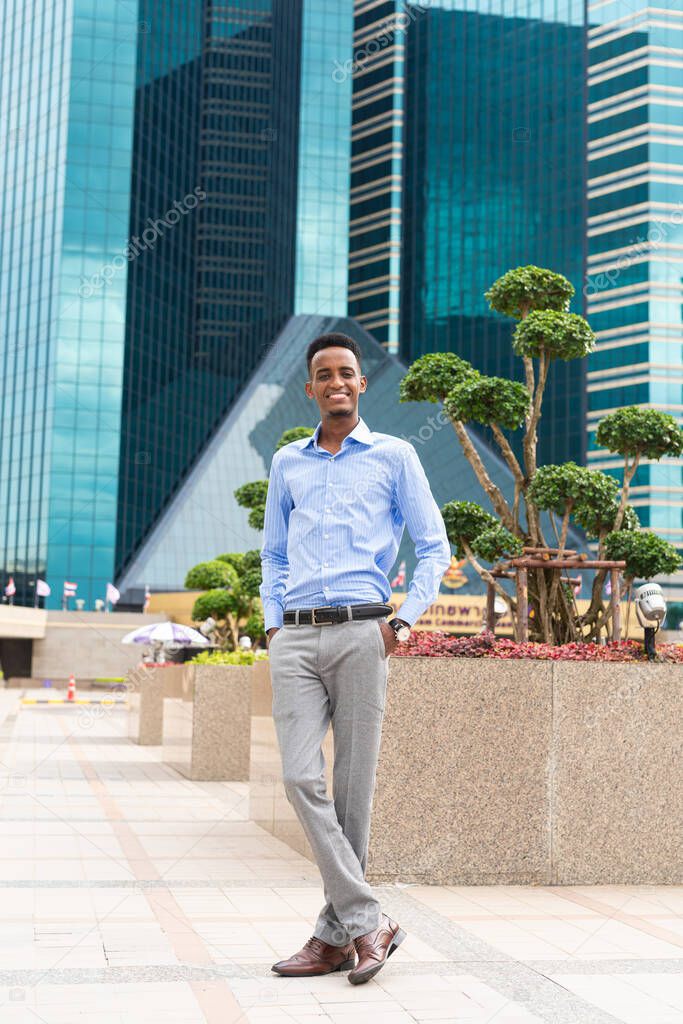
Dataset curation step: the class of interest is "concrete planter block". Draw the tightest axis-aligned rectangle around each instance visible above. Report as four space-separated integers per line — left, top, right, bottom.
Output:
251 656 683 884
367 657 553 885
250 713 334 860
552 661 682 884
163 663 252 781
127 665 185 745
252 658 272 715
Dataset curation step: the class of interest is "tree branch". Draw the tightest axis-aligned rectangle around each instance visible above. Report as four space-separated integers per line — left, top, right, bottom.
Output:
449 419 517 533
489 423 525 486
462 539 517 616
613 453 640 531
523 350 550 479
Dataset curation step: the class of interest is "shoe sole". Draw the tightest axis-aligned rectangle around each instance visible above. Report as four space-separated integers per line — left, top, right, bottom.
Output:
347 928 407 986
271 957 355 977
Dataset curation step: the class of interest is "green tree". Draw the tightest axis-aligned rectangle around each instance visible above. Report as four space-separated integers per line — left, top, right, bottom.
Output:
401 265 683 643
184 553 263 651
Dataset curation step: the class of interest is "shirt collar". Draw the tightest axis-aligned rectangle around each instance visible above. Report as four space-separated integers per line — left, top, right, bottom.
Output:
302 415 374 451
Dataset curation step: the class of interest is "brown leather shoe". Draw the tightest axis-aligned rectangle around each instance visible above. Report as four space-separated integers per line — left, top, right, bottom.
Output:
347 912 406 985
271 935 356 977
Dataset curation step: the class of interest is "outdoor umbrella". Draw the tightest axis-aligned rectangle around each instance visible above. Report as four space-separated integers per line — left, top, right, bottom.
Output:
120 622 210 646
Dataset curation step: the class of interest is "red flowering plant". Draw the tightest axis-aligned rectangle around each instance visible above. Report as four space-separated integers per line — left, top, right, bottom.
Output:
392 631 683 662
399 265 683 646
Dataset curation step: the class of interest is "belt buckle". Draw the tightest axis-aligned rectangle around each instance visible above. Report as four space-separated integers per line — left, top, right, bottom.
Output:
311 606 334 626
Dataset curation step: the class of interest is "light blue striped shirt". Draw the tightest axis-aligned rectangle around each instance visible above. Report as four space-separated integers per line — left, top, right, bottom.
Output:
259 416 452 631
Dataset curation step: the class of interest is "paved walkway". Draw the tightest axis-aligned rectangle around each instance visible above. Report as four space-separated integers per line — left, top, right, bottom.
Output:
0 691 681 1024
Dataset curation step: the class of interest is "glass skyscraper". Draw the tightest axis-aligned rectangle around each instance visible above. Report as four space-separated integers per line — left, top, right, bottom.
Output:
117 0 302 579
401 0 587 469
295 0 353 316
1 0 138 610
585 0 683 595
348 1 406 351
0 0 349 608
346 0 587 467
6 0 679 606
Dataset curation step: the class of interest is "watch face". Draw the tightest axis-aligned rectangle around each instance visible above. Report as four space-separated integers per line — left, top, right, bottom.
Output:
395 624 411 642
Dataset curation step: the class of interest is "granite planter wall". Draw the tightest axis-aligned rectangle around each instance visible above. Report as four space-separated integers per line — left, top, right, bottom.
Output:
252 657 682 884
252 658 273 716
550 661 681 884
162 663 252 781
127 665 186 745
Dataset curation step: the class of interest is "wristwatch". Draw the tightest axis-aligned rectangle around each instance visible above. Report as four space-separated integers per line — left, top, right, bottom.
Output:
387 617 411 642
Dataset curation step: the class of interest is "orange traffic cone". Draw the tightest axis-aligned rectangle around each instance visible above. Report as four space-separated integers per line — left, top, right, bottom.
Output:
67 674 76 702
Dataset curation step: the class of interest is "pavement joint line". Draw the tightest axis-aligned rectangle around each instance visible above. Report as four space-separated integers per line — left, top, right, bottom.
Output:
0 957 680 988
0 878 323 887
523 957 683 975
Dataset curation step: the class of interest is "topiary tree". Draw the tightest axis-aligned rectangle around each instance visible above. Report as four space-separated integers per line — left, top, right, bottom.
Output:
401 264 683 644
184 553 264 651
570 407 683 636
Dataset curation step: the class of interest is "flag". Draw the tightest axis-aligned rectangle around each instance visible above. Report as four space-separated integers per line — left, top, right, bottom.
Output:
106 582 120 605
390 560 406 588
143 584 151 613
36 579 51 597
63 581 77 597
4 577 16 597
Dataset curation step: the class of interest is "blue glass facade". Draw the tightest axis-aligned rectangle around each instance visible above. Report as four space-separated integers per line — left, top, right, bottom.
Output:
348 1 405 350
1 0 138 608
14 0 675 605
0 0 335 607
399 0 587 469
585 0 683 595
294 0 353 316
116 0 303 578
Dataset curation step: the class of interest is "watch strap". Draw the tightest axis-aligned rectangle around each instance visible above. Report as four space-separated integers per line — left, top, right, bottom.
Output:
388 616 411 633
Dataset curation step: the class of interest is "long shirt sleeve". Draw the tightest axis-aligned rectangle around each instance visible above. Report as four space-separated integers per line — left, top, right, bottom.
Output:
259 455 293 631
391 444 452 627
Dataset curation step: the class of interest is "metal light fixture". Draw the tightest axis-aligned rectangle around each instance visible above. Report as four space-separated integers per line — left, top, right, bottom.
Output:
480 594 509 634
635 582 667 660
493 595 508 622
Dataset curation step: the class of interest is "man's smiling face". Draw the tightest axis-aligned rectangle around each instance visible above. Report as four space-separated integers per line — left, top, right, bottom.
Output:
306 346 366 417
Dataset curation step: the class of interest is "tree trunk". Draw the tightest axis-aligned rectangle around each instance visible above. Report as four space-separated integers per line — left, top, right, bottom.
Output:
450 420 517 533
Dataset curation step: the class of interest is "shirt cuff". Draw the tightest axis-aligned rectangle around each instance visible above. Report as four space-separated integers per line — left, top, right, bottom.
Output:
393 601 418 629
262 600 284 632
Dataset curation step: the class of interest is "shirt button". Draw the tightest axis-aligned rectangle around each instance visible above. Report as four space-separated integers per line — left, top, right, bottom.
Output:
323 533 329 539
325 507 331 512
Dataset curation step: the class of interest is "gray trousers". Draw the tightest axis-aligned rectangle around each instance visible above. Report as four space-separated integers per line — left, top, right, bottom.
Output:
268 615 390 945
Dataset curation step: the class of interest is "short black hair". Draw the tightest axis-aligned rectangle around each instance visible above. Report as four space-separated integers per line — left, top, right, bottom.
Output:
306 333 362 379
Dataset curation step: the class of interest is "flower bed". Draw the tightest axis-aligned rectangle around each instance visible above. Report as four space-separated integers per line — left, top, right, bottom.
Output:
393 630 683 662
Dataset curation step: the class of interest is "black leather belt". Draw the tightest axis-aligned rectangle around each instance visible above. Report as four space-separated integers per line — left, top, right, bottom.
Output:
282 602 393 626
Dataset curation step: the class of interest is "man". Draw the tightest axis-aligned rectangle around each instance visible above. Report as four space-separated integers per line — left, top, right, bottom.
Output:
259 333 451 986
